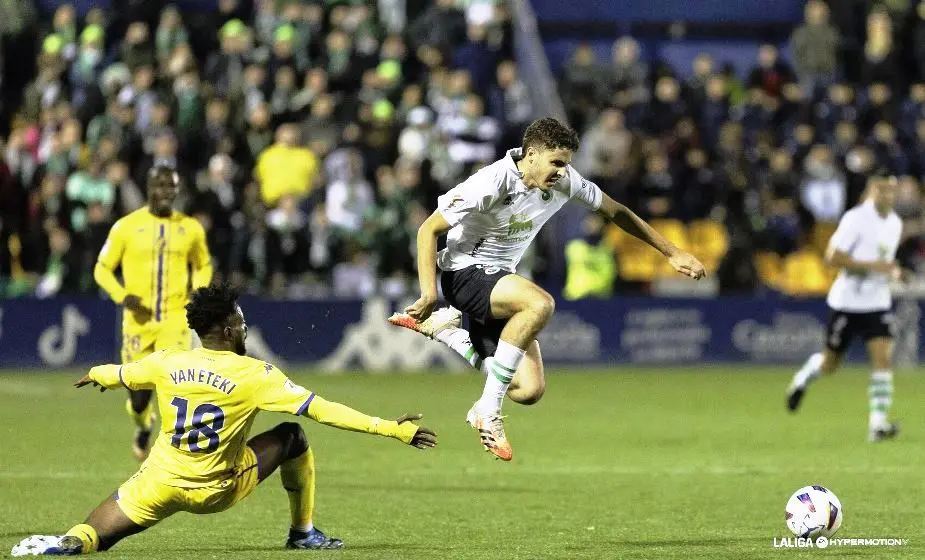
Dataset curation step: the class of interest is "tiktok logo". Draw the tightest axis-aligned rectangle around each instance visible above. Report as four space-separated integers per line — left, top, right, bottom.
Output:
38 305 90 367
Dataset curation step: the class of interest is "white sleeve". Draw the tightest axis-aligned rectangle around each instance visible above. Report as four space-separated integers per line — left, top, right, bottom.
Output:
827 211 861 254
437 168 501 227
566 167 603 210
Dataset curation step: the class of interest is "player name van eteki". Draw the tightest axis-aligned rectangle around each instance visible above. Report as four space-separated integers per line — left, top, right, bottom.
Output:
169 368 237 394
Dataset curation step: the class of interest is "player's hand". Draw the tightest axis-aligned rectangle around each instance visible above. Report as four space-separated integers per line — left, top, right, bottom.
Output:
395 413 437 449
405 294 437 321
668 251 706 280
122 294 152 324
74 374 107 392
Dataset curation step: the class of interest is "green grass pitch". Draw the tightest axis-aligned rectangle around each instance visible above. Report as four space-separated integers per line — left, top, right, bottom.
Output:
1 366 922 559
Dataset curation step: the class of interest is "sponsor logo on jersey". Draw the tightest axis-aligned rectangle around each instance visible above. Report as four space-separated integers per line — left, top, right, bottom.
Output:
507 212 533 235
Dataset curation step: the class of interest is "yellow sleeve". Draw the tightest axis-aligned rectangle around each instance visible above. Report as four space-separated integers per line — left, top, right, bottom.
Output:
254 364 416 443
255 364 316 415
188 220 213 289
304 397 417 444
94 221 127 304
88 354 158 390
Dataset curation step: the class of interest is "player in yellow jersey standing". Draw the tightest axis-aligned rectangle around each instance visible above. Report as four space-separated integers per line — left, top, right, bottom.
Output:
94 164 214 460
11 284 436 556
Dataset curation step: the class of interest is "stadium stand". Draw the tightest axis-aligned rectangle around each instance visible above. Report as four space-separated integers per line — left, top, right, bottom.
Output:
2 0 925 299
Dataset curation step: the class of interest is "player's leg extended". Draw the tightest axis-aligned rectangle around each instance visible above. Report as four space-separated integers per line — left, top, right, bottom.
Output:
390 308 546 404
12 494 147 556
866 336 898 441
246 422 343 549
787 312 848 412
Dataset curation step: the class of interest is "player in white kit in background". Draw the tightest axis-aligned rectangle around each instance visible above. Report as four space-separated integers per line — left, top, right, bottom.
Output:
787 175 904 441
388 118 705 461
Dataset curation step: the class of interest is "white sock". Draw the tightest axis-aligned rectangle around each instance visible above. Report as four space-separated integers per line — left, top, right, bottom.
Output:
435 328 482 368
868 370 893 430
476 340 525 414
792 352 823 389
293 522 314 533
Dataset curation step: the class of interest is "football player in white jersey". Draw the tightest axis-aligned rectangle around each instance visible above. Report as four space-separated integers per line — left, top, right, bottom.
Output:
388 118 705 461
786 175 904 441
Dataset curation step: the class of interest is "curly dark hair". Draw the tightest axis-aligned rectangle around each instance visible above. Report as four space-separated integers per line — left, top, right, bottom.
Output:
186 283 240 337
522 117 579 153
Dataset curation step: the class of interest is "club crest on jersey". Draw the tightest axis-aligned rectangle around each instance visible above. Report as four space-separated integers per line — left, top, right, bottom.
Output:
446 195 465 210
541 191 552 201
503 195 513 205
507 212 533 235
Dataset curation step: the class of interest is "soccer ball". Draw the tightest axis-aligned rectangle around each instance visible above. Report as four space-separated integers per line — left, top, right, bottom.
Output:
785 485 843 538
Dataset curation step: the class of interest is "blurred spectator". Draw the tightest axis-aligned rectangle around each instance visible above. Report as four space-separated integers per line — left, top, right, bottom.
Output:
633 151 677 219
747 44 795 100
326 150 375 235
205 19 250 97
489 60 533 142
861 9 900 90
790 0 841 95
440 94 500 167
800 145 846 222
398 106 436 164
605 37 649 111
685 53 714 111
561 43 601 130
255 124 319 208
575 109 634 197
265 194 311 296
409 0 466 49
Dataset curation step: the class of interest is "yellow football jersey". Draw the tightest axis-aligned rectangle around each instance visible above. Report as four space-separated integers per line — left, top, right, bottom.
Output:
101 348 314 487
95 208 212 323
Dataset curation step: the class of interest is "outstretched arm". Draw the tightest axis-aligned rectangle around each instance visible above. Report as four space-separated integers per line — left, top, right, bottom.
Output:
596 194 705 280
75 361 157 392
303 397 437 449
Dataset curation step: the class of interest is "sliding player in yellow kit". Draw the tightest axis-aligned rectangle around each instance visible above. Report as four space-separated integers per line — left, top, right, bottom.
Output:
10 284 437 556
94 164 213 460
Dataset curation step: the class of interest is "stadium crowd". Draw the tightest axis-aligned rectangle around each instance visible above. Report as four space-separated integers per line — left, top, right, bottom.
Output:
560 0 925 296
1 0 925 299
0 0 523 298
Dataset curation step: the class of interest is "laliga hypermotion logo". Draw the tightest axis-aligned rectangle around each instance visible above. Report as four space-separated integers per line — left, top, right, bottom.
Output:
773 536 909 548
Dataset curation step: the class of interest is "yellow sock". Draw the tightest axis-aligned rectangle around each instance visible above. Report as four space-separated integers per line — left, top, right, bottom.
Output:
125 399 154 430
65 523 99 553
280 447 315 530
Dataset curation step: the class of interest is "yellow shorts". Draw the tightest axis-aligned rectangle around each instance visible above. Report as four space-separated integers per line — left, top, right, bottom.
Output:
122 318 193 363
115 447 259 527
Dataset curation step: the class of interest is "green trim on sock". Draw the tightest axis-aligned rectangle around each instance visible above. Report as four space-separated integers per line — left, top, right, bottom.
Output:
493 361 516 375
492 369 513 383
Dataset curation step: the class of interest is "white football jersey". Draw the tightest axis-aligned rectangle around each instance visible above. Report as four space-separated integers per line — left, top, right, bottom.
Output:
826 199 903 312
436 148 604 272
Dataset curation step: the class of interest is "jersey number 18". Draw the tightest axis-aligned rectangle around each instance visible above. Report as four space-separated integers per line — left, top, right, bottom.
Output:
169 397 225 453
